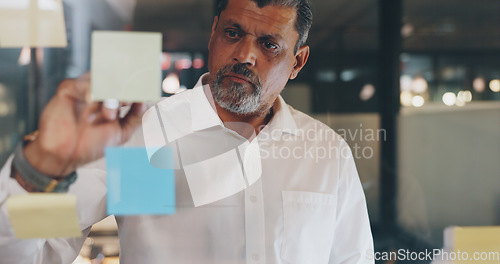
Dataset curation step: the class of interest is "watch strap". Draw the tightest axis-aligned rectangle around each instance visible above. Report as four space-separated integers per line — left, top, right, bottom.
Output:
11 143 77 193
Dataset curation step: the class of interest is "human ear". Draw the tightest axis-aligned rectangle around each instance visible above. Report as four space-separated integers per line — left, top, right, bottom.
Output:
289 45 310 80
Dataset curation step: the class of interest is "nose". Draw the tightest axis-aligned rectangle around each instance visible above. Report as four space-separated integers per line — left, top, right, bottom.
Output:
233 38 257 67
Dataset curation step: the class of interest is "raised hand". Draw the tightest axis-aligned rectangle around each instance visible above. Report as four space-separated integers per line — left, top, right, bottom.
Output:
23 74 146 177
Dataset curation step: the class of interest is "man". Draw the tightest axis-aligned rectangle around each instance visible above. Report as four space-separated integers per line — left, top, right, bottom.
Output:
0 0 374 263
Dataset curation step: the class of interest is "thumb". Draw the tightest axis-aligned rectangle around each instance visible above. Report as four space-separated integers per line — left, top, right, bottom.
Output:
118 103 147 144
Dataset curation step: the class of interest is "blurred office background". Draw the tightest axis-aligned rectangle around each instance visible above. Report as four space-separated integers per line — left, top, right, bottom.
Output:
0 0 499 263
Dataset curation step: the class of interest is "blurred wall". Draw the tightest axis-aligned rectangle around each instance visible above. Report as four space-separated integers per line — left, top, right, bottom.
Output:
397 102 500 246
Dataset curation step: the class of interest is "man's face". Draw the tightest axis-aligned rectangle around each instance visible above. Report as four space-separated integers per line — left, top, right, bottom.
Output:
208 0 309 116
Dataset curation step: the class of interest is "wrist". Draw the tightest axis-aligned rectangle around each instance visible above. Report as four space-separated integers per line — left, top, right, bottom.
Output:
23 133 75 177
11 142 77 193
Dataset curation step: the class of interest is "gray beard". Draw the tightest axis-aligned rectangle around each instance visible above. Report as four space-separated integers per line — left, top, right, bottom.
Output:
212 65 265 115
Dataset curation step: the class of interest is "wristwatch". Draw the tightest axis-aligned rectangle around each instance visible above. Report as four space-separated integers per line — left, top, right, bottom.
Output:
10 131 77 193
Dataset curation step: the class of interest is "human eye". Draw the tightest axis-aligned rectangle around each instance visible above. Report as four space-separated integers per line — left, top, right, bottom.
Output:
225 29 240 39
261 40 279 51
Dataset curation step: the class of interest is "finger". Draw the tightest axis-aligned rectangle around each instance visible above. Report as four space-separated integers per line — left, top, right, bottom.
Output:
56 79 83 101
118 103 132 119
56 74 91 104
119 103 147 143
80 101 101 123
43 79 89 129
101 99 120 121
75 72 92 103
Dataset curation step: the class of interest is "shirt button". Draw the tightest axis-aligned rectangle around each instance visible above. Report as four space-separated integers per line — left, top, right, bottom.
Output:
250 195 257 203
252 254 260 261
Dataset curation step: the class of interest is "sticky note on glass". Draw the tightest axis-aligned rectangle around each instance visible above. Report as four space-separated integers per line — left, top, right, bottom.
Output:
91 31 162 102
106 147 175 215
452 226 500 264
0 0 67 47
6 194 81 239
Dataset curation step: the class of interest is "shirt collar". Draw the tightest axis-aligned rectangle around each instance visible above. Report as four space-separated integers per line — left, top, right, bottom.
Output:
190 73 223 132
265 95 299 136
189 73 299 136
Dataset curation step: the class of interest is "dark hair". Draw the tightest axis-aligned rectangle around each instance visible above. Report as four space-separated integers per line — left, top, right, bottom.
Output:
214 0 312 53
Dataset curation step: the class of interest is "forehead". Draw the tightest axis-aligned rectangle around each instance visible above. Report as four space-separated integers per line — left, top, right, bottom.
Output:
220 0 298 39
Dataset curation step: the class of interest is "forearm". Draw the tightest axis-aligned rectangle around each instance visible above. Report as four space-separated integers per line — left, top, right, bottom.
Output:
0 156 109 263
0 155 46 262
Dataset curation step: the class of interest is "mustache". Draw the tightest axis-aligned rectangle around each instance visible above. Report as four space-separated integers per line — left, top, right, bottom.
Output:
218 64 262 88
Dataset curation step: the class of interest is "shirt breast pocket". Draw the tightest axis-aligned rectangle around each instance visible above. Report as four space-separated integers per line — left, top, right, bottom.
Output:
281 191 337 264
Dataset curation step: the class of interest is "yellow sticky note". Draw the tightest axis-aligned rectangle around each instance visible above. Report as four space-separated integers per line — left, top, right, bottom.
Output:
91 31 162 102
453 226 500 264
6 194 82 239
0 0 67 48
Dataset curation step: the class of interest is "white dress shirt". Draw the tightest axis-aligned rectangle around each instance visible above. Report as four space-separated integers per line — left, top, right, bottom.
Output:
0 74 374 264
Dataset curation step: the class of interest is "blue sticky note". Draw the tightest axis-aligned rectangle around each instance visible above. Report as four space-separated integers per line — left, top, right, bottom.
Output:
105 147 175 215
